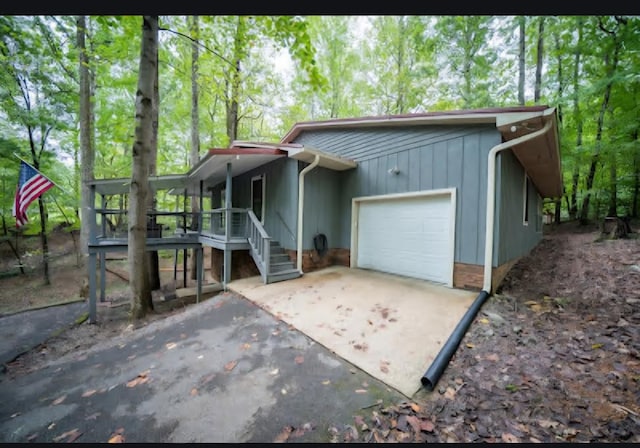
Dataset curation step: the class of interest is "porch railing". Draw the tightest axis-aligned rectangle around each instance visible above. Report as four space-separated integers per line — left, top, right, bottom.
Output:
246 209 271 283
200 208 248 240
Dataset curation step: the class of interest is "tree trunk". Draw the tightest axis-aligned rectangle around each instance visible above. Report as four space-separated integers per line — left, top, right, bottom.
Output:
569 18 583 221
129 15 158 320
517 16 525 106
579 18 623 224
534 17 545 104
632 131 639 218
608 150 617 217
189 15 201 281
77 15 94 260
37 195 50 285
226 16 245 144
146 23 161 291
554 198 561 224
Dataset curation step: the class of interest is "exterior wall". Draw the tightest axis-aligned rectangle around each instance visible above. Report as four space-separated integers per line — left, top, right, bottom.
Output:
495 150 543 266
294 125 502 266
300 164 342 251
210 157 299 251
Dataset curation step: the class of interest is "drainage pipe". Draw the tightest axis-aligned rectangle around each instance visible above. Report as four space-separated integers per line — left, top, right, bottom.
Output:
421 116 554 391
296 154 321 273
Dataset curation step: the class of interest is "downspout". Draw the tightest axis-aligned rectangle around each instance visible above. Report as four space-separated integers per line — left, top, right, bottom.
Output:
421 118 553 391
296 154 321 273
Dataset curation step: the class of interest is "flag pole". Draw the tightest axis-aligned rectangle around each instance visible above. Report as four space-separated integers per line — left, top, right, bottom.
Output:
13 153 67 195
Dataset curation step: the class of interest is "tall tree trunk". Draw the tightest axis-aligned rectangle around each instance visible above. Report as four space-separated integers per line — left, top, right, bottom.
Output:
579 18 624 224
517 16 525 106
395 16 406 114
77 15 94 260
146 28 161 291
129 15 158 320
37 196 49 284
189 15 200 281
226 16 245 143
632 130 639 218
608 150 617 217
534 17 545 104
553 25 563 224
569 18 583 221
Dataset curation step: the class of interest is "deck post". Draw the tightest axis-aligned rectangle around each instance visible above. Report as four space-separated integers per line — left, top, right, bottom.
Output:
223 162 232 287
99 193 106 302
196 246 203 302
88 252 97 324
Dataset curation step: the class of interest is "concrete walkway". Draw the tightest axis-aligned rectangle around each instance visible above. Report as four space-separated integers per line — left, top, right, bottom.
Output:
0 292 406 443
0 301 87 369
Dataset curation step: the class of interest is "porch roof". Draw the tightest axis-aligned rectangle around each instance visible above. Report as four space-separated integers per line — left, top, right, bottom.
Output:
87 174 188 196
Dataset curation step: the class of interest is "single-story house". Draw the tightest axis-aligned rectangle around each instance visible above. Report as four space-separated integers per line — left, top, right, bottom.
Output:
196 104 562 292
86 105 562 322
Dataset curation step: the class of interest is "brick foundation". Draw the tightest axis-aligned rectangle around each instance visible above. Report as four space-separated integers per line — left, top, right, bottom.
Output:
285 248 350 273
453 260 520 293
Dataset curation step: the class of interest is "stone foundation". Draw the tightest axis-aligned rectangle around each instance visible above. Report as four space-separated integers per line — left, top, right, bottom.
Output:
285 248 350 273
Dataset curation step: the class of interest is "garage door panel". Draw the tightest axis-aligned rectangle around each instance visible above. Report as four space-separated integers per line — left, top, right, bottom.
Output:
356 193 453 284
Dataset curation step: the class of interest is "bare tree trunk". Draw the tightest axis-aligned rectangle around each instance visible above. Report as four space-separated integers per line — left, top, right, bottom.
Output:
77 15 94 261
395 16 406 114
518 16 525 106
553 23 563 224
534 17 545 104
569 18 583 221
189 15 200 281
226 16 245 144
129 15 158 320
608 150 617 217
37 196 50 285
580 18 624 224
632 130 639 218
147 29 161 292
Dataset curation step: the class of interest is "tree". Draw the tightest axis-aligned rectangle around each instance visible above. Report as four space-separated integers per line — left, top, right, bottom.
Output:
128 15 158 320
189 15 200 280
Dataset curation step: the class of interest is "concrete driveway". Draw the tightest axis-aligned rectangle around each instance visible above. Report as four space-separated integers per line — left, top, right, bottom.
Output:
0 292 407 443
229 266 478 397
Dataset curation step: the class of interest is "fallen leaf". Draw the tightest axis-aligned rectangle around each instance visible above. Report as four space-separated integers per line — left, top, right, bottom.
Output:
241 343 251 350
85 412 101 421
26 433 38 442
51 395 66 406
501 432 520 443
380 364 389 373
505 384 519 392
294 355 304 364
47 423 55 430
466 343 475 348
224 360 238 372
420 419 435 432
406 415 421 434
524 300 539 306
355 389 368 394
126 370 150 388
10 412 20 418
53 428 82 443
479 317 490 324
444 387 456 400
108 434 125 443
322 380 331 385
281 388 287 395
166 342 177 350
190 388 198 396
591 343 604 350
410 403 421 412
486 353 500 362
270 368 279 376
82 389 97 398
538 419 560 429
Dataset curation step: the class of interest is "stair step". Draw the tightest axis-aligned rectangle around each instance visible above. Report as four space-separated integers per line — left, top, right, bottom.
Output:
269 262 296 273
267 268 301 284
270 253 290 263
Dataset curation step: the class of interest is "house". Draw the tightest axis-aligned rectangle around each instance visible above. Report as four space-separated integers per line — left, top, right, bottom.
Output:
85 105 562 322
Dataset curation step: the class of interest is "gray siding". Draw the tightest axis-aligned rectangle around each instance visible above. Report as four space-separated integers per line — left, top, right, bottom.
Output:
298 125 501 266
211 157 299 251
495 150 543 265
300 164 341 251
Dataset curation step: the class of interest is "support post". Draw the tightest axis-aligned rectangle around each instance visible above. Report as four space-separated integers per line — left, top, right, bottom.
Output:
88 252 97 324
99 252 106 302
196 247 203 303
223 162 233 287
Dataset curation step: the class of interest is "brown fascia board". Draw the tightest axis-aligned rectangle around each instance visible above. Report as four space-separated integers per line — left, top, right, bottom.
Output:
279 105 550 143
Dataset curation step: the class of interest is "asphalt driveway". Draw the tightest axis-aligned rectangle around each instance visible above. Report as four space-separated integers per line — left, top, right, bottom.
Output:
0 292 406 443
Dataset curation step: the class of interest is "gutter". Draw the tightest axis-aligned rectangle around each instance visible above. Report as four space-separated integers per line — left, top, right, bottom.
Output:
296 154 321 273
421 117 554 391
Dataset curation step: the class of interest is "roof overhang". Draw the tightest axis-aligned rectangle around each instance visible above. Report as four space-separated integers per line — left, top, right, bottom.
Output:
281 105 562 199
87 174 188 196
283 145 357 170
496 107 563 198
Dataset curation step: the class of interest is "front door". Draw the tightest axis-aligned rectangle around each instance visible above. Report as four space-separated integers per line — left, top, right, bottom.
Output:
251 174 265 223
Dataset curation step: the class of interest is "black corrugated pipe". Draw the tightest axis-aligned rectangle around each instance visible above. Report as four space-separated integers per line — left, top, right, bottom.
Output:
420 289 490 391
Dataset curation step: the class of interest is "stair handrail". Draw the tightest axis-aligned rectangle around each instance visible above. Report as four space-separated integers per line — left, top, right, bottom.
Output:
247 209 271 283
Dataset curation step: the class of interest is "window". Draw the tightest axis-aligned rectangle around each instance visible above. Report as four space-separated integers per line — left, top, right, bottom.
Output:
523 173 530 226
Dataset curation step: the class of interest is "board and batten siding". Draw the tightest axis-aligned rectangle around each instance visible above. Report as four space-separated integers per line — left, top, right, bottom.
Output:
300 164 342 251
495 150 543 265
210 157 299 251
294 125 502 267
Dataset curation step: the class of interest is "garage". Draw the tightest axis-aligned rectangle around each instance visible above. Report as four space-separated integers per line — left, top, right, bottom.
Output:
351 189 456 286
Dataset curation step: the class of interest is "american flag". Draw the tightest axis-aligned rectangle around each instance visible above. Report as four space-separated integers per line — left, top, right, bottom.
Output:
12 160 55 227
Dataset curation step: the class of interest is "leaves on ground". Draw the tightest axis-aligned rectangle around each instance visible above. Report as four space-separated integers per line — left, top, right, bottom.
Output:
224 360 237 372
165 342 177 350
81 389 97 398
126 370 150 388
51 395 66 405
53 428 82 443
294 355 304 364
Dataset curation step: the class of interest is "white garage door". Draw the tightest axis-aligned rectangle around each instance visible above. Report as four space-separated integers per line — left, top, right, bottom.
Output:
355 192 454 285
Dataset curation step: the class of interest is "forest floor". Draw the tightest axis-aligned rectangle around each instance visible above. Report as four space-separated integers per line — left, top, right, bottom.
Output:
1 221 639 443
